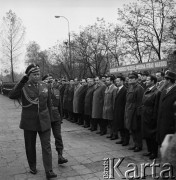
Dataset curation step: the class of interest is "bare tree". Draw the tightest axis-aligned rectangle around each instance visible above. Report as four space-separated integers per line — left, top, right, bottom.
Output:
0 10 25 82
140 0 175 60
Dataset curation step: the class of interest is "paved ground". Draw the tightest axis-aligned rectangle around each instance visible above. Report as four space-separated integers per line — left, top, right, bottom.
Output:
0 95 161 180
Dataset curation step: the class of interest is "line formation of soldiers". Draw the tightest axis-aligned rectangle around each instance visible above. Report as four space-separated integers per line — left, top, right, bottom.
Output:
58 69 176 161
8 63 176 179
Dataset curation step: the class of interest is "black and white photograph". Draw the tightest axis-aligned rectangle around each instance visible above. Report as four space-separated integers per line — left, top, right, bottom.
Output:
0 0 176 179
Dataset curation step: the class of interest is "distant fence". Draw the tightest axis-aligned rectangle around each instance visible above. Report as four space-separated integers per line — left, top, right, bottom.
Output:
0 82 17 96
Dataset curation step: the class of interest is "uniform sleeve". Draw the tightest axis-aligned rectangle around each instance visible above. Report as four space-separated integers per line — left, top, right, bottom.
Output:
8 76 28 99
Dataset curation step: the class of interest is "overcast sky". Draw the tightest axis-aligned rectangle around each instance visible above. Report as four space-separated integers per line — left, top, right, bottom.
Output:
0 0 135 73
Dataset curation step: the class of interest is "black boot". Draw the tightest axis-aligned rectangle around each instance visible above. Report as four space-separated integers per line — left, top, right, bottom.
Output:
46 170 57 179
58 155 68 164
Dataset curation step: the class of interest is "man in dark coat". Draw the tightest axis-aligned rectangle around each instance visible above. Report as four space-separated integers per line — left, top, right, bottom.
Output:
67 80 75 121
63 83 69 119
113 75 128 146
9 64 57 179
84 78 95 128
92 76 106 134
125 72 144 152
76 79 88 125
42 74 68 165
59 78 66 118
141 75 160 160
157 70 176 145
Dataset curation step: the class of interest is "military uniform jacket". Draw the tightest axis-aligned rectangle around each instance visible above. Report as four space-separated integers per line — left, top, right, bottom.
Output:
102 84 117 120
50 85 62 123
9 79 51 132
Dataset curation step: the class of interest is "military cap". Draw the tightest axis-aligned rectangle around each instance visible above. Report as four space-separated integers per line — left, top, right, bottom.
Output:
25 63 40 75
128 71 138 79
165 70 176 80
42 73 53 81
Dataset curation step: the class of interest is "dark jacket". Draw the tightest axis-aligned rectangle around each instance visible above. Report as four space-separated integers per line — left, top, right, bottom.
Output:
50 85 62 123
59 84 66 105
113 86 127 130
9 78 51 132
103 84 117 120
77 85 88 114
141 86 160 138
63 84 69 110
84 84 95 116
157 85 176 145
125 83 144 131
67 85 74 112
92 82 106 119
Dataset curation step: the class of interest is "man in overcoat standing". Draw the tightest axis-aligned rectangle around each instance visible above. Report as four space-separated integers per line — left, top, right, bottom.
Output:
67 80 75 121
9 64 57 179
113 75 128 145
103 75 117 140
125 72 144 152
84 78 95 128
76 79 88 125
92 76 106 134
157 70 176 145
73 78 82 123
141 75 160 160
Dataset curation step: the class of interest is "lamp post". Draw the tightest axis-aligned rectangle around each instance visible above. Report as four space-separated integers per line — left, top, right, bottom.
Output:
55 16 72 78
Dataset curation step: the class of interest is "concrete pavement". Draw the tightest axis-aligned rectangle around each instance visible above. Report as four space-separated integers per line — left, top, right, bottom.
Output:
0 95 160 180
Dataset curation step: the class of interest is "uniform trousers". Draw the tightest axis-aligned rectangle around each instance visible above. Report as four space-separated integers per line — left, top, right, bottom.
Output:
84 115 90 127
120 128 130 144
24 129 52 172
51 121 63 155
131 130 143 148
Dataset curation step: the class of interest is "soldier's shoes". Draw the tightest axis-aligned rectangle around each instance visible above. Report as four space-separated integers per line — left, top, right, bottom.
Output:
116 140 123 144
122 142 129 146
83 125 89 128
58 156 68 164
46 170 57 179
143 152 152 156
128 146 136 150
30 168 38 174
149 154 157 160
134 147 142 152
100 132 107 136
106 135 113 138
110 136 118 140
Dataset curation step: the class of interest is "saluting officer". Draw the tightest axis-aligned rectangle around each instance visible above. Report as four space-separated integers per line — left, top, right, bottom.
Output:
9 64 57 179
42 74 68 164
